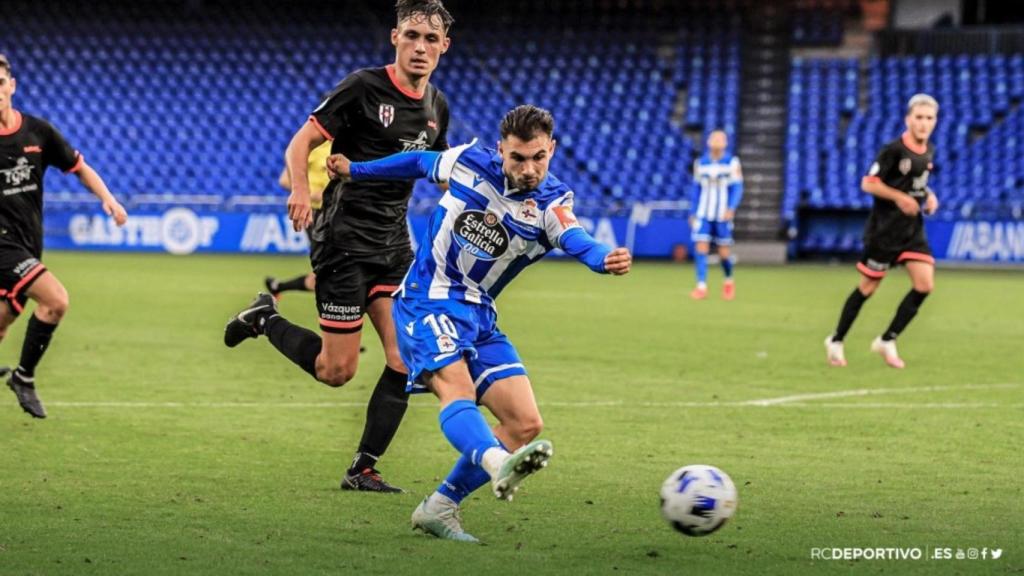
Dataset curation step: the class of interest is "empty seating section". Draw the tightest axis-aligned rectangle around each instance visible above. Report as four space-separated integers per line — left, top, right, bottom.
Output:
787 53 1024 252
791 0 855 45
1 0 748 217
673 16 742 136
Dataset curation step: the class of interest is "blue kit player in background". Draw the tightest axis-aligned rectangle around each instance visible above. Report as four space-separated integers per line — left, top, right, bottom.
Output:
689 130 743 301
327 105 632 542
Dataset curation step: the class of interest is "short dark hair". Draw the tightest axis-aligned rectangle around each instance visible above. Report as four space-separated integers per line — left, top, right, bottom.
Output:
500 105 555 141
0 54 11 76
396 0 454 33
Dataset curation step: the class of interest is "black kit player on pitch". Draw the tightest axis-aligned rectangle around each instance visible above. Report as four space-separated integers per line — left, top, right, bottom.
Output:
0 54 129 418
825 93 942 370
224 0 454 493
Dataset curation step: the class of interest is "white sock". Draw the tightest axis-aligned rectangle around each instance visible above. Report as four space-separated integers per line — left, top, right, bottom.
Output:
696 282 707 290
480 447 509 479
428 491 456 508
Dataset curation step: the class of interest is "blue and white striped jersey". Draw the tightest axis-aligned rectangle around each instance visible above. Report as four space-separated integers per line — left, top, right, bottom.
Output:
400 142 583 306
691 153 743 222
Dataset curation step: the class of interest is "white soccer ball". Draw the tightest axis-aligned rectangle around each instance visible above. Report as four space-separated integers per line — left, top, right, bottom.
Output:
660 464 738 536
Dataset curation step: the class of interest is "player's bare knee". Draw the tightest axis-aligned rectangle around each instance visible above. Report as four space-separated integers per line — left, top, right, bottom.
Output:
915 280 934 294
858 279 880 297
509 415 543 444
38 297 69 323
319 362 357 387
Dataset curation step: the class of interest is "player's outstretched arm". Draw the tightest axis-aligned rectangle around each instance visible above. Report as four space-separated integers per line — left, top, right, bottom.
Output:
76 161 127 226
560 227 631 275
344 151 443 182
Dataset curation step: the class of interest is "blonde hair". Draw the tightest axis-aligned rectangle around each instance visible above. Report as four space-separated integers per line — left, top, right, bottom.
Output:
907 93 939 114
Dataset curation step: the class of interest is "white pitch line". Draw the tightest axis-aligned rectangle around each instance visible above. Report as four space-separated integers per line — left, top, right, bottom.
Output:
741 383 1021 406
38 383 1022 411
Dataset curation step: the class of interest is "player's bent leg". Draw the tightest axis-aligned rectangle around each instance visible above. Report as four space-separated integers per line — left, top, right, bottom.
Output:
5 271 70 419
25 271 68 324
826 273 882 367
872 260 933 369
316 331 361 387
341 296 409 493
479 375 543 451
0 300 44 418
428 362 530 500
905 260 935 294
478 375 551 501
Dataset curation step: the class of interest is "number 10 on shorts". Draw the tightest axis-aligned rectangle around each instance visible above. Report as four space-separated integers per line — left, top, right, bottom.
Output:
424 313 459 354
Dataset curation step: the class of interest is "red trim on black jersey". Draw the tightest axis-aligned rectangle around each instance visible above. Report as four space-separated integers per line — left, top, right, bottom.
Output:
385 65 425 100
0 110 23 136
901 132 927 155
10 263 47 300
856 262 887 279
863 176 881 183
64 152 84 174
897 251 935 264
320 318 364 334
308 115 334 141
366 284 400 302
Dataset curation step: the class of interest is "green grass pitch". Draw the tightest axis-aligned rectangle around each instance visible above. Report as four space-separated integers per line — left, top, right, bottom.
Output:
1 252 1021 575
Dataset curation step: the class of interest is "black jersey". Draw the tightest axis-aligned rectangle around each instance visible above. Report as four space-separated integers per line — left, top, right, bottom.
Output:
0 111 82 257
309 66 449 255
863 134 935 246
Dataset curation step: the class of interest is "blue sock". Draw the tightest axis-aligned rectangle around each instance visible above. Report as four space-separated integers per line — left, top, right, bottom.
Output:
437 439 508 504
438 399 501 466
695 252 708 285
721 255 734 279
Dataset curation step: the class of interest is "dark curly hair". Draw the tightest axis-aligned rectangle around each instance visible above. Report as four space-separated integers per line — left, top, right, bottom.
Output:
500 105 555 141
396 0 454 32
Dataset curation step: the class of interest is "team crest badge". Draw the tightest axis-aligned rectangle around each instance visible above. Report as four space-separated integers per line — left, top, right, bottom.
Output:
517 198 539 224
378 104 395 127
898 158 912 175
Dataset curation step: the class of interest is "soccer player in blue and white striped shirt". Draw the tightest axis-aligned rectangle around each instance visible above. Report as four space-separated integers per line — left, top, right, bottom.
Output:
689 130 743 300
328 105 632 542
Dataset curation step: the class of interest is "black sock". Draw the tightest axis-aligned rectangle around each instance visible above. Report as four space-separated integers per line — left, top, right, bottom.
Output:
882 290 929 341
15 315 59 386
263 314 321 379
350 365 410 473
833 287 870 342
278 274 311 293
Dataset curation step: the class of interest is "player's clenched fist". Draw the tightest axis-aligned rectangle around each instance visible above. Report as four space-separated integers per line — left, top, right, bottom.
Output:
604 248 632 275
326 153 352 181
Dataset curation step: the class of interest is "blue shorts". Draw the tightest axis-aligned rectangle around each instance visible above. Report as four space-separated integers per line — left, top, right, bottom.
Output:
392 297 527 400
692 219 734 246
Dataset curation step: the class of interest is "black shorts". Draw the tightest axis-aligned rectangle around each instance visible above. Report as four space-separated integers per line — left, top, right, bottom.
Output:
0 244 47 316
311 247 413 334
857 229 934 279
